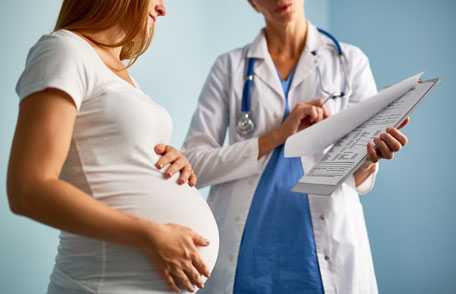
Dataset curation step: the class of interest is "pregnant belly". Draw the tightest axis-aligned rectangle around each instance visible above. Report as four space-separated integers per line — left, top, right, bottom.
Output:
93 173 220 293
124 174 219 267
55 170 220 293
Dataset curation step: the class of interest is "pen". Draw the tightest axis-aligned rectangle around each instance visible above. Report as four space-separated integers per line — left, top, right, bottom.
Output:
322 93 344 105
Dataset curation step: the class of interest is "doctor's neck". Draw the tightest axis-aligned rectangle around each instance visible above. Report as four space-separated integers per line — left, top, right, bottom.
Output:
264 12 308 59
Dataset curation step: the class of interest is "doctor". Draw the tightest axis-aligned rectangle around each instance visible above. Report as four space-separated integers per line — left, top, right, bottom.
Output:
183 0 409 293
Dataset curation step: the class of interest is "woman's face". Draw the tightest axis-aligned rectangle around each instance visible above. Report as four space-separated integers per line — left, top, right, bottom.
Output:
250 0 305 25
147 0 166 32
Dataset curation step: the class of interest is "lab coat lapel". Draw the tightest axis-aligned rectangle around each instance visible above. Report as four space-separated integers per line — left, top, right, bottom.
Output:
289 23 325 94
247 32 285 100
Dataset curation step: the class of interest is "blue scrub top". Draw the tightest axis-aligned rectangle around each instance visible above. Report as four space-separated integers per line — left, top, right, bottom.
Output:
233 69 324 294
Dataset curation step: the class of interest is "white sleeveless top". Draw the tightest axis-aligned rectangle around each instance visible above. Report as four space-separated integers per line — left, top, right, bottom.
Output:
16 30 219 294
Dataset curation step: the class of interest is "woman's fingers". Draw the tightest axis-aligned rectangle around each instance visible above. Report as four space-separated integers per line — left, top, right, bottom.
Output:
154 144 167 155
367 126 409 163
387 127 408 146
149 224 210 293
177 165 192 185
374 137 394 160
183 262 204 289
311 106 320 123
191 232 210 247
191 250 210 278
172 269 195 292
164 158 187 178
155 147 179 169
380 132 402 152
300 105 319 123
367 141 379 163
314 107 322 123
162 269 180 293
154 146 196 185
397 116 410 129
322 105 330 119
291 100 329 126
189 173 198 187
190 233 211 276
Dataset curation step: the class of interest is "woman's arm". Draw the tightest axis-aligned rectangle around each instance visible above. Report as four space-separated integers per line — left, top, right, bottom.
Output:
7 89 153 248
7 89 209 292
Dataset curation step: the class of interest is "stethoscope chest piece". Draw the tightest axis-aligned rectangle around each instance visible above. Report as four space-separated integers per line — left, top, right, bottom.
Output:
236 112 255 138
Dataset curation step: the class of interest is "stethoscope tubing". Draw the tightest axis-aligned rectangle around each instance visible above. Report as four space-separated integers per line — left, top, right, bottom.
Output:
237 28 348 137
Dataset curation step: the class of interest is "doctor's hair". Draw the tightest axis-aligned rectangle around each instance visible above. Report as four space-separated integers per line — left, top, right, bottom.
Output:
54 0 154 67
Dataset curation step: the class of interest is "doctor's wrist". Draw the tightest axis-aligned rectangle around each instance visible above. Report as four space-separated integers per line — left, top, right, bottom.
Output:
353 160 377 187
258 128 286 159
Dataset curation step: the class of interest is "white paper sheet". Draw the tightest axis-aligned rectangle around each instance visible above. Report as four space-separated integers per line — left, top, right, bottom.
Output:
284 73 423 157
292 78 438 195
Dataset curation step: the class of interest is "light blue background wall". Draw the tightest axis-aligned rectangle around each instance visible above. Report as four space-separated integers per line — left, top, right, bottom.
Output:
2 1 454 294
329 1 456 293
0 1 327 293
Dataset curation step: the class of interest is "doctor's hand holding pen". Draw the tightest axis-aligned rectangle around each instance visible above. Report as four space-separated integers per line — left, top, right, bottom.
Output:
258 97 329 158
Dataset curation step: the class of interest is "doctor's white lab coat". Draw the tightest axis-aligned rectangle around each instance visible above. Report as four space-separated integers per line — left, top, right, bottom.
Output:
183 23 379 294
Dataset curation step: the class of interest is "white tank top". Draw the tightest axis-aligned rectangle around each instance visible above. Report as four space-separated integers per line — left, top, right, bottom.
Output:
16 29 219 294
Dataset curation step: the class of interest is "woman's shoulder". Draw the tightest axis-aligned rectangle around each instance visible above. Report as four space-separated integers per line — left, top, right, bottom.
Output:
16 30 98 107
26 30 92 65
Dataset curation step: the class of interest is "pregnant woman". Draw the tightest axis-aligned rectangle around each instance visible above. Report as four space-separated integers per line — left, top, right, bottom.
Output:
6 0 218 293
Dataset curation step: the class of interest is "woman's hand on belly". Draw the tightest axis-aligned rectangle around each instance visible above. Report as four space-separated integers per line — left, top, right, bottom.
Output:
143 222 211 293
154 144 197 187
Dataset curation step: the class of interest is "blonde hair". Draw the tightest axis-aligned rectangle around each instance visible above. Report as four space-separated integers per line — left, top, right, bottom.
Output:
54 0 153 66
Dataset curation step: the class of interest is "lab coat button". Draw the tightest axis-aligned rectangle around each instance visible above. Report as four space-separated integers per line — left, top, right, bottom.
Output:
324 255 330 261
320 215 325 221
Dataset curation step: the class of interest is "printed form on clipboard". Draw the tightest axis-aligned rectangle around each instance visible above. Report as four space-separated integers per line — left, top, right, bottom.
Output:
284 73 439 195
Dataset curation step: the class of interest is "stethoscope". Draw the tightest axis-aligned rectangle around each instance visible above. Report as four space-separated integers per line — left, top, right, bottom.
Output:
236 28 350 138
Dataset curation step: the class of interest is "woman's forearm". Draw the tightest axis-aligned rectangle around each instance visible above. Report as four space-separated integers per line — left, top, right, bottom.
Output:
258 128 285 159
9 178 154 251
353 160 378 187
